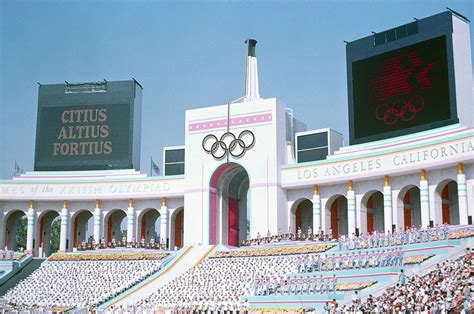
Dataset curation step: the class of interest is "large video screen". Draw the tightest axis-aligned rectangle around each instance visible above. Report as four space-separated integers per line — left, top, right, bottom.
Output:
352 36 451 143
35 103 132 171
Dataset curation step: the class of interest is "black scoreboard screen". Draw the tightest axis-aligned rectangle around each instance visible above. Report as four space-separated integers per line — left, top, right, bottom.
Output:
34 80 141 171
351 36 451 143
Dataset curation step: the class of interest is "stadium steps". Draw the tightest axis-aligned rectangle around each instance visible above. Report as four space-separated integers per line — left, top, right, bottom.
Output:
0 258 45 296
100 245 216 308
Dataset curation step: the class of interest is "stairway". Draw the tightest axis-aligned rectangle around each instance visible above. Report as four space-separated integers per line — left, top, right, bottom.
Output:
101 245 216 308
0 258 45 296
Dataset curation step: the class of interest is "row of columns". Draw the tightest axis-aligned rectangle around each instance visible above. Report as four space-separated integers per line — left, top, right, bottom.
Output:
312 163 470 235
25 197 170 255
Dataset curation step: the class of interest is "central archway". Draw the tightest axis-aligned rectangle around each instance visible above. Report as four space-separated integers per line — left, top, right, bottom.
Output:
209 163 249 246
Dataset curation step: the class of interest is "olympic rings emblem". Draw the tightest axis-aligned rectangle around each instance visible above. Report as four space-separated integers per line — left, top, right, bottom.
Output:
374 95 425 126
202 130 255 159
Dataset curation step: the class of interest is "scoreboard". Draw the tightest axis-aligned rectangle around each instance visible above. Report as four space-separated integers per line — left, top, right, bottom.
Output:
352 36 450 141
346 11 472 145
34 80 142 171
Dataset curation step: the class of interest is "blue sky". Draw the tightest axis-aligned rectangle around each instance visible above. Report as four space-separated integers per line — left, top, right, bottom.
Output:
0 0 472 179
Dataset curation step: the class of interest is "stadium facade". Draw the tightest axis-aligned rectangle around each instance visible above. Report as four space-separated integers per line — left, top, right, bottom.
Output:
0 11 473 257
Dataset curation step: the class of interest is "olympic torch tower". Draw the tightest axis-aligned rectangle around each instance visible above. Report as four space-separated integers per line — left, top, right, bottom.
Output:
183 38 291 247
244 39 261 101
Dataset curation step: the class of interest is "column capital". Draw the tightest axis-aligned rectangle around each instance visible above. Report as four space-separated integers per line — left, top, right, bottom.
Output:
348 180 353 191
384 175 390 186
128 198 134 208
29 200 34 209
95 199 101 208
162 197 167 207
420 169 427 181
313 185 319 196
63 200 68 209
458 162 464 175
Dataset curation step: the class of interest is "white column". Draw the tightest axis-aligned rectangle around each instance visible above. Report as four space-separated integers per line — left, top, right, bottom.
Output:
93 200 102 243
383 176 393 232
160 197 169 248
356 194 367 236
420 170 430 228
0 211 4 249
26 201 35 255
457 163 469 225
59 201 68 252
312 185 321 232
321 198 329 234
127 199 135 243
347 181 356 236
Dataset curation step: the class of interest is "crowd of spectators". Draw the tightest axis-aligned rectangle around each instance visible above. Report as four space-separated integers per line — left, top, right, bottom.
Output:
252 274 338 296
4 259 164 309
76 236 168 251
240 224 470 249
48 252 168 261
325 249 473 313
240 226 331 246
212 244 334 258
295 248 404 273
133 254 300 311
0 248 19 261
337 224 450 252
3 224 472 313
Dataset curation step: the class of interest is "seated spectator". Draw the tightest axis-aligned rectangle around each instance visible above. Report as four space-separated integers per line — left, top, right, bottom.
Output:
4 258 164 309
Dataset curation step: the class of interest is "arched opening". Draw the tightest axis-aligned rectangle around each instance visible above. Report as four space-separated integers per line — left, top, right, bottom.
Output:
291 199 313 235
138 208 160 242
328 195 348 238
401 186 421 229
38 211 60 257
171 207 184 249
174 210 184 248
209 163 249 246
71 210 94 249
363 191 384 233
4 210 27 251
436 180 459 225
104 209 127 243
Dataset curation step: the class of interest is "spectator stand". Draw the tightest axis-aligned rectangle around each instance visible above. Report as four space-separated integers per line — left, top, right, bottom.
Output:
99 245 217 310
96 247 188 310
3 249 171 312
243 228 474 311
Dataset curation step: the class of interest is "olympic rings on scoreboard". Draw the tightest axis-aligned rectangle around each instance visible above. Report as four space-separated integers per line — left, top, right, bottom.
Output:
202 130 255 159
374 95 425 126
